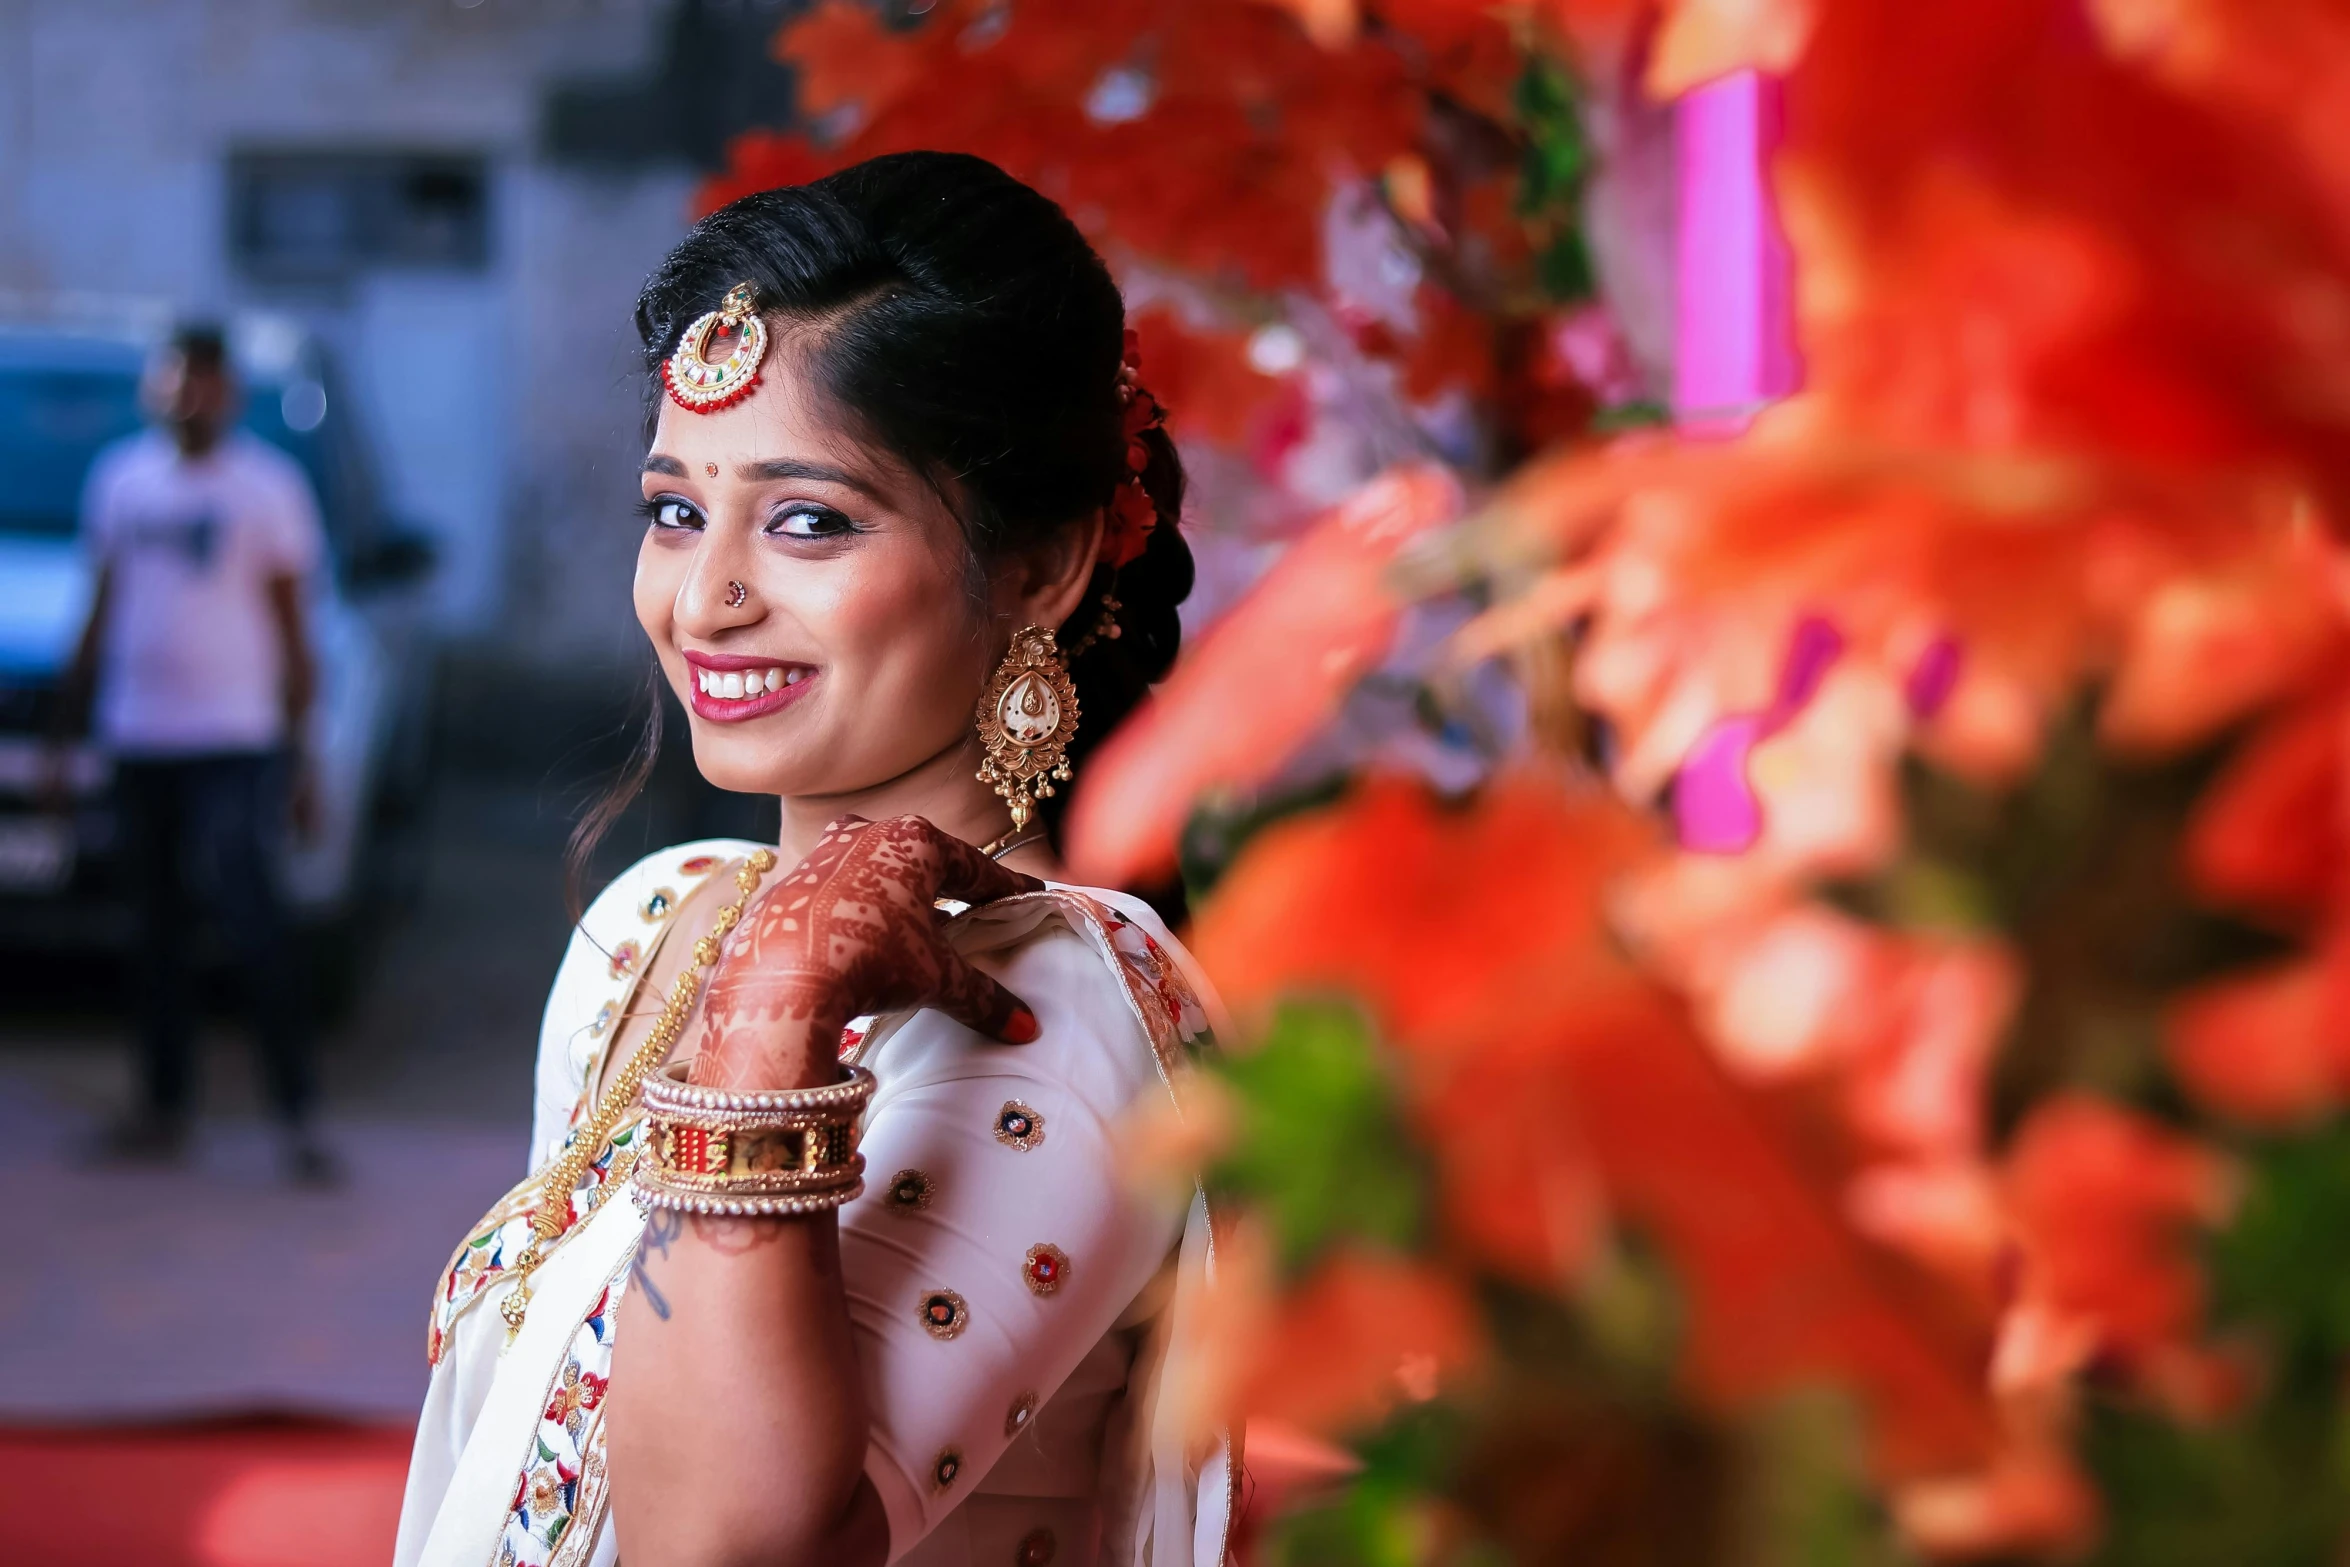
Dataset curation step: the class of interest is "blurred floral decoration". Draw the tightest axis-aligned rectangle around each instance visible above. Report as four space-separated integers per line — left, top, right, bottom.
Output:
716 0 2350 1561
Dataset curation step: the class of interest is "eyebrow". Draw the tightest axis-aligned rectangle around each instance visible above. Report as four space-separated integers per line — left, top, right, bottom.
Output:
639 453 884 500
738 457 881 497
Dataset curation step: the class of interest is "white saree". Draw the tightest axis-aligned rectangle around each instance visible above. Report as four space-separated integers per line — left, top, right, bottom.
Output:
395 839 1235 1567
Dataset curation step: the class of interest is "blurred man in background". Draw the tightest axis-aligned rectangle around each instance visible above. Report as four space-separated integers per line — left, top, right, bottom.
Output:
58 322 335 1184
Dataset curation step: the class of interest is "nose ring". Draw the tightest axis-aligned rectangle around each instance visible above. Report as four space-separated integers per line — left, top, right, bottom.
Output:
725 580 747 608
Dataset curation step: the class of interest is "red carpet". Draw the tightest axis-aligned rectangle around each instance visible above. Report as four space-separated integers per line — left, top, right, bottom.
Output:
0 1419 410 1566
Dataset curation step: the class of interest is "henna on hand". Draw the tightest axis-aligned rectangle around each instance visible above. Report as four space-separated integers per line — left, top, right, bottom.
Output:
689 816 1044 1091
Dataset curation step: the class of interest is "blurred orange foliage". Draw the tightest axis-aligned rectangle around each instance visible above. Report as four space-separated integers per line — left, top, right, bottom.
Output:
709 0 1634 443
710 0 1434 292
1069 464 1463 884
1059 0 2350 1554
1191 775 2010 1480
705 0 2350 1554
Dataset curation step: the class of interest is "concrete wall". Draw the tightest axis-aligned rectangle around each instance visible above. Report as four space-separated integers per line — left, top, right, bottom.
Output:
0 0 703 667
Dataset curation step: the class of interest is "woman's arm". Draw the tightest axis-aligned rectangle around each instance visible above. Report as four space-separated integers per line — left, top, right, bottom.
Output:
606 818 1038 1567
613 1207 887 1566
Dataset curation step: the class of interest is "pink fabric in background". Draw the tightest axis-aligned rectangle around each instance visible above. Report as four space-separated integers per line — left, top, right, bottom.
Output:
1673 71 1800 430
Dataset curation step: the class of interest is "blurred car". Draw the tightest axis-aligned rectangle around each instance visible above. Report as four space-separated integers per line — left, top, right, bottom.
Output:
0 307 438 952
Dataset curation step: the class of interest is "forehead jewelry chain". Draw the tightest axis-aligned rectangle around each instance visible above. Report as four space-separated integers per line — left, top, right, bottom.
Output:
500 848 778 1344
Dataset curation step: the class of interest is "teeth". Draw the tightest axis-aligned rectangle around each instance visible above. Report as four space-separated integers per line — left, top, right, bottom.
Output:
697 666 802 700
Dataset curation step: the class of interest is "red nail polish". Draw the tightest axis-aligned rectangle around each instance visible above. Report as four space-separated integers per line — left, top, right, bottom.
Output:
1003 1006 1040 1044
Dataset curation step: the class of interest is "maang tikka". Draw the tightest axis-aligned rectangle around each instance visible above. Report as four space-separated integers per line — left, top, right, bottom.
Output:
975 626 1081 831
663 281 769 413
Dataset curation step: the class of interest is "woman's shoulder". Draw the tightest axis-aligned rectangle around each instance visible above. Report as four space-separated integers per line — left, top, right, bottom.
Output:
549 838 770 1001
924 881 1224 1094
584 837 765 926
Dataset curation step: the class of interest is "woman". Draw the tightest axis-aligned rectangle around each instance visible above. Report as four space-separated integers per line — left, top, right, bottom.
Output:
397 152 1231 1567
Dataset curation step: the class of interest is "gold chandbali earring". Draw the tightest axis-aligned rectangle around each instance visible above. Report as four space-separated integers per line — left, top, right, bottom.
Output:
975 626 1081 837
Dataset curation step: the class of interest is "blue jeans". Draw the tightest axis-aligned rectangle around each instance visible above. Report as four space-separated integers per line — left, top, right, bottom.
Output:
115 751 314 1124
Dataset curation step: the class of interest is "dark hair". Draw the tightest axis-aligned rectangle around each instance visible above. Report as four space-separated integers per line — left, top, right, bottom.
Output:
568 151 1193 898
168 321 227 372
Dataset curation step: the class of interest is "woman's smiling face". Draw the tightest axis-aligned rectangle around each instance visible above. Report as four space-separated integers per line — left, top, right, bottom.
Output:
634 336 995 801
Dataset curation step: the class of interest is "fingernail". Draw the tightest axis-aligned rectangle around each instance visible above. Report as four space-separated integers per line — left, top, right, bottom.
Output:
1003 1006 1040 1044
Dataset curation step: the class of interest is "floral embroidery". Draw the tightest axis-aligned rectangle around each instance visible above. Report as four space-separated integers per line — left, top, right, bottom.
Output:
885 1168 934 1213
1018 1526 1058 1567
491 1271 631 1566
548 1421 611 1567
1106 915 1212 1048
607 940 641 980
994 1101 1045 1151
919 1289 969 1340
932 1447 964 1490
543 1355 609 1438
678 854 719 876
1033 891 1215 1098
586 1000 617 1039
1004 1390 1038 1437
428 1121 641 1364
638 887 678 924
1023 1243 1069 1296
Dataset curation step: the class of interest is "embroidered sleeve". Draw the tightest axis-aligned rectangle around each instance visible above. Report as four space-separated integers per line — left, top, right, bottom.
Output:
840 920 1189 1563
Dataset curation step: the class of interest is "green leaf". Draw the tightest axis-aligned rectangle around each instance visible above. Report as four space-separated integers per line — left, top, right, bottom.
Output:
1591 399 1672 432
1535 233 1595 303
1512 48 1601 307
2082 1122 2350 1565
1210 1001 1427 1271
2213 1124 2350 1374
1731 1390 1901 1567
1266 1406 1461 1567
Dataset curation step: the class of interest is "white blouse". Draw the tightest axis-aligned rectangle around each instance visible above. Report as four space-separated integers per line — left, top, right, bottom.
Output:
395 840 1234 1567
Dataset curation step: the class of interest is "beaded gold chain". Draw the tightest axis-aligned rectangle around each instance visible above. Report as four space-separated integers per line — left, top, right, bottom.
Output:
500 847 778 1343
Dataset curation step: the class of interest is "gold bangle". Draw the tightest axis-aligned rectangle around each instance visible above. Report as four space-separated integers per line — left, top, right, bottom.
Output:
634 1061 873 1209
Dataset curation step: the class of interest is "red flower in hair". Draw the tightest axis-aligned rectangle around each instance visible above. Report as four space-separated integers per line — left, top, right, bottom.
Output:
1103 330 1168 570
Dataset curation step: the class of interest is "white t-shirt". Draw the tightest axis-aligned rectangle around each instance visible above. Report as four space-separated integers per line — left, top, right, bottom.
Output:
81 430 324 756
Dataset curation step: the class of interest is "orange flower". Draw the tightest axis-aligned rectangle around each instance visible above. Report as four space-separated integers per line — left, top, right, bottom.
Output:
1126 306 1287 447
1891 1444 2099 1563
1193 774 2004 1477
2184 682 2350 923
1182 1225 1484 1437
1065 464 1462 886
715 0 1451 293
2166 957 2343 1128
1998 1095 2236 1399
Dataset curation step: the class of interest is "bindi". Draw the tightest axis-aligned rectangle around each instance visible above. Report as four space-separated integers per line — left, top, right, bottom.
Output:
704 463 718 477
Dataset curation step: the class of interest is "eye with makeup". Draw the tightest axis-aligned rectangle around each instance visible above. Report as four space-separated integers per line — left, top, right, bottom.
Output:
766 501 860 540
638 494 704 533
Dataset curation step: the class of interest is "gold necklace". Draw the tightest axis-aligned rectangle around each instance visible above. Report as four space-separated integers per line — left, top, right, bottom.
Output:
979 824 1045 860
500 848 777 1342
